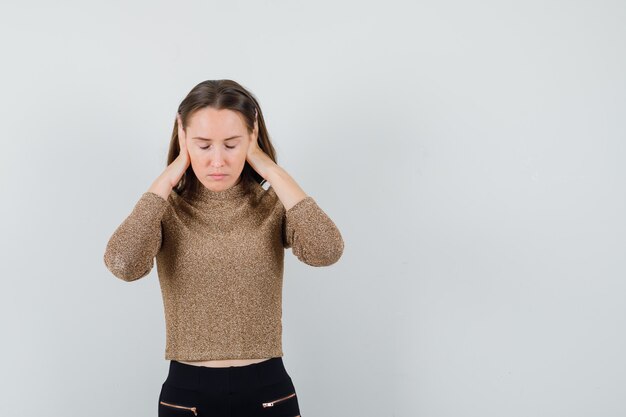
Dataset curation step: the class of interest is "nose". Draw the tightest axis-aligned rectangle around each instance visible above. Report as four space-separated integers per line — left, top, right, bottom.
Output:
209 147 225 167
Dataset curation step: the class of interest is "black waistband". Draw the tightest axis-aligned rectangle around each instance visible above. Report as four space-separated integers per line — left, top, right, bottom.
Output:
165 357 290 394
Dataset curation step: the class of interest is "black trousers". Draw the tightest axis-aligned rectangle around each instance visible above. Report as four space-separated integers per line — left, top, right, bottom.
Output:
158 357 301 417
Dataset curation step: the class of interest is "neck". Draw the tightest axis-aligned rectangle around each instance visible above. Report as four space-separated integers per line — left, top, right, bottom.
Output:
193 177 248 201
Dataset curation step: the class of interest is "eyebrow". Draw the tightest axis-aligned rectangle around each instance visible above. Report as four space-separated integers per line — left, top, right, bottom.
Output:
191 136 242 141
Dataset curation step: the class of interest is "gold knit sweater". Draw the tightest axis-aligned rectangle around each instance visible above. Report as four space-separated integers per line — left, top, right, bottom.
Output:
103 179 344 360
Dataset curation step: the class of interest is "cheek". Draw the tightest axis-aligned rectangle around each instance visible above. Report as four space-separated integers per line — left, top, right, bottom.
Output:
233 144 247 156
235 148 248 164
189 149 201 163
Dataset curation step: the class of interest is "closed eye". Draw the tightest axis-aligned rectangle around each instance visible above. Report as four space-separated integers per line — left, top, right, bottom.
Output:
200 145 236 150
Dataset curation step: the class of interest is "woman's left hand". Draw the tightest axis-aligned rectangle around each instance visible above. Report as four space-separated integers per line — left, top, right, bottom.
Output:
246 109 275 179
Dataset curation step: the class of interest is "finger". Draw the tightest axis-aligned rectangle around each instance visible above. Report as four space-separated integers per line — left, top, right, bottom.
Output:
177 118 187 153
177 115 186 140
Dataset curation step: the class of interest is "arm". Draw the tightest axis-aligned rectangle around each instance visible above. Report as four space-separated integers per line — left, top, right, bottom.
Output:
105 111 191 281
281 193 345 266
262 164 344 266
103 191 169 281
244 114 344 266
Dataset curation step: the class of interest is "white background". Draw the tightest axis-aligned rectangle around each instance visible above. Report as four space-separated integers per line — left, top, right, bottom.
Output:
1 1 624 416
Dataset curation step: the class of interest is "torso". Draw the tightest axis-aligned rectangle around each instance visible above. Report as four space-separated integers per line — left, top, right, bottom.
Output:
177 358 272 368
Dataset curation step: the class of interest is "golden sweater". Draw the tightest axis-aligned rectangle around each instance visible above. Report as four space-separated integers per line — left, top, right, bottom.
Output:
103 179 344 360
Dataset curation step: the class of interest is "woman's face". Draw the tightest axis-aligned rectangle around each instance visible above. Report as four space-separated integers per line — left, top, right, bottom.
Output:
184 107 250 191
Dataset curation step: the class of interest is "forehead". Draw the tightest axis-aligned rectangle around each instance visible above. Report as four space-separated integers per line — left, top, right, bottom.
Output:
188 107 246 134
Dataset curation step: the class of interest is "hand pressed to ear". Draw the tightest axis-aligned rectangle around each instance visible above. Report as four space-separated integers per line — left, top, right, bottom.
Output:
247 109 262 156
147 113 191 198
245 109 275 180
176 113 191 163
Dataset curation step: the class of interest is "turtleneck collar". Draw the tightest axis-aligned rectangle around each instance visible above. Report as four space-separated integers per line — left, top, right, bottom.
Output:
194 177 248 201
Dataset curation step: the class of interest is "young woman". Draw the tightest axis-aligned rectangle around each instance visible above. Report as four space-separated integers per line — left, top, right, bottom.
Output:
103 79 344 417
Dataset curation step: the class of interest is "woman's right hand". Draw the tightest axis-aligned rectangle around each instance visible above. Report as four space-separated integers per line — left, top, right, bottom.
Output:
148 113 192 199
172 112 191 176
172 113 191 169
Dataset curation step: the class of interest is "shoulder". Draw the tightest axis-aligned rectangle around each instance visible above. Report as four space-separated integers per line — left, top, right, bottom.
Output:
159 189 189 219
248 181 285 215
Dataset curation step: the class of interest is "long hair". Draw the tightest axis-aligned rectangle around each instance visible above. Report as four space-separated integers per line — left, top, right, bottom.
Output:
167 79 278 197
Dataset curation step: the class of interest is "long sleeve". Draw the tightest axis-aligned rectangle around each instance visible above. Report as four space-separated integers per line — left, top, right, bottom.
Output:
103 191 169 282
282 196 344 266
